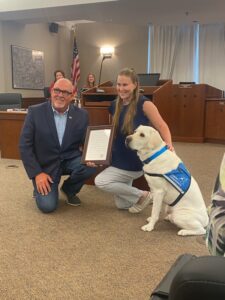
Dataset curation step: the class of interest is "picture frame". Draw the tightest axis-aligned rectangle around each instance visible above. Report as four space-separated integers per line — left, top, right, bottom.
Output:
81 125 114 165
11 45 44 90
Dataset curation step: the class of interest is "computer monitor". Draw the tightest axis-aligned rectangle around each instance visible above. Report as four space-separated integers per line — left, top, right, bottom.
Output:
137 73 160 86
179 82 195 85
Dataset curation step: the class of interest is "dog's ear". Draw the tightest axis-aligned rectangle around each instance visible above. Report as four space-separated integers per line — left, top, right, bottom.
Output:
148 128 163 150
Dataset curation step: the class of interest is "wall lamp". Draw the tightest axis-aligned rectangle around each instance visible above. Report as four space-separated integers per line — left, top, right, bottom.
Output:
98 46 114 87
100 46 114 58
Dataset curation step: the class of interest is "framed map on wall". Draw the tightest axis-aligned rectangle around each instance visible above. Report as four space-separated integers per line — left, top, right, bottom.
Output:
11 45 44 90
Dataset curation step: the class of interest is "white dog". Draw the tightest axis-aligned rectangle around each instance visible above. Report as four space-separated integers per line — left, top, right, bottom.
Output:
126 125 209 236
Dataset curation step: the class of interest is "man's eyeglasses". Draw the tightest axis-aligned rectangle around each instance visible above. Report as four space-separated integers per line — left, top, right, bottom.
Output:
53 88 72 97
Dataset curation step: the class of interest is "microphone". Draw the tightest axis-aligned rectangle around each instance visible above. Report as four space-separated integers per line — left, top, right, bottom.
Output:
96 54 112 93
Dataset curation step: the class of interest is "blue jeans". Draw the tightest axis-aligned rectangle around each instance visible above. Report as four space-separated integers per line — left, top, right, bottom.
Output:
33 156 96 213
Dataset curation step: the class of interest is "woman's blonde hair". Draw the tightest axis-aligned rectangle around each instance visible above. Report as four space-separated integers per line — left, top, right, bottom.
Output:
113 68 139 135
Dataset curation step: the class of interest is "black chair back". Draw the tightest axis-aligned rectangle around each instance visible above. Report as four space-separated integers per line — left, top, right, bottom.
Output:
0 93 22 111
43 87 51 99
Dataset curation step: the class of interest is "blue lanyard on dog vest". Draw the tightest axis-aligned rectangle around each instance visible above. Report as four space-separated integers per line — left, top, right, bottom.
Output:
142 146 191 206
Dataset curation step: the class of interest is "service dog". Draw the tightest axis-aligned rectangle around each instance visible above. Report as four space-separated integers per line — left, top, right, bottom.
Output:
125 125 209 236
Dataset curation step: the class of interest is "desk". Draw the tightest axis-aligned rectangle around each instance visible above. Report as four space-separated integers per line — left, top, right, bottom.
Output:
0 111 26 159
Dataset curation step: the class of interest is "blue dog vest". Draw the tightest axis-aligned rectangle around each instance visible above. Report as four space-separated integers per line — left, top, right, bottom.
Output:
145 163 191 206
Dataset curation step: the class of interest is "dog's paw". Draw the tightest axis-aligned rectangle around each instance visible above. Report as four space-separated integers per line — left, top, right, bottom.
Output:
146 217 152 223
141 224 154 232
178 228 206 236
177 229 188 236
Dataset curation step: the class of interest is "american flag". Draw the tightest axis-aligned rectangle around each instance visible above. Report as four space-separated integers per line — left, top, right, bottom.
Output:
71 31 80 92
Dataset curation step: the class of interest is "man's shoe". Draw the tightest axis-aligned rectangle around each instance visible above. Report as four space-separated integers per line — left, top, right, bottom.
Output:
61 187 81 207
129 192 152 213
66 195 81 206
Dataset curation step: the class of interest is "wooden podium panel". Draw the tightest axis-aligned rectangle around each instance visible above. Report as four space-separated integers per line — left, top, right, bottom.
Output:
171 85 205 142
0 111 26 159
81 83 115 126
86 107 111 125
205 99 225 143
154 84 222 142
82 80 172 126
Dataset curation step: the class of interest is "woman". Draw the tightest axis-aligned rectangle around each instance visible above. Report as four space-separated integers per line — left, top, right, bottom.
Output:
94 68 173 212
49 70 65 93
84 73 96 89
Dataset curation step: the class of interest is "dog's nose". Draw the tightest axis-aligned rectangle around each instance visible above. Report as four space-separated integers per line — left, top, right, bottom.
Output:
125 136 132 147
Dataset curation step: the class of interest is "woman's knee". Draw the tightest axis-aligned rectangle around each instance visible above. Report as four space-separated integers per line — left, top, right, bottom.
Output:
95 173 109 189
94 173 103 188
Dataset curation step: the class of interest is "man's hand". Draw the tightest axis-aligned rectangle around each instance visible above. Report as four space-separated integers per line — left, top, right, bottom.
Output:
35 172 53 195
86 161 99 167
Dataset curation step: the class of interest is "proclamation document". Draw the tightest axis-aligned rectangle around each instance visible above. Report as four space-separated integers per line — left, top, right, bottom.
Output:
81 125 114 165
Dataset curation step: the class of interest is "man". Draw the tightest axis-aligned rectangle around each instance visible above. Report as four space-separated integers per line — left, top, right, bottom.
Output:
20 78 96 213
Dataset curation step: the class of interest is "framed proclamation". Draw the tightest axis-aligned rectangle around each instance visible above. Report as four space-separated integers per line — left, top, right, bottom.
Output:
11 45 44 90
81 125 114 165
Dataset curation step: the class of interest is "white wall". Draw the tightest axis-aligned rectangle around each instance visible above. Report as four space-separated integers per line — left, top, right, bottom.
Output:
0 21 148 96
0 21 71 96
77 22 148 88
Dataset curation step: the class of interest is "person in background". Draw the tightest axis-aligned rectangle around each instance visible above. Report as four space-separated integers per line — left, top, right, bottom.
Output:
49 70 65 93
206 153 225 256
94 68 173 213
84 73 96 89
20 78 96 213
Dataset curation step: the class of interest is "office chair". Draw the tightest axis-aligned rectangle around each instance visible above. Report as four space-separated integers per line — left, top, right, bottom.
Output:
150 254 225 300
0 93 22 111
43 87 51 99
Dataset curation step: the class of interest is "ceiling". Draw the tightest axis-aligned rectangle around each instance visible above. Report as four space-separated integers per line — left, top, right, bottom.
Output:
0 0 225 27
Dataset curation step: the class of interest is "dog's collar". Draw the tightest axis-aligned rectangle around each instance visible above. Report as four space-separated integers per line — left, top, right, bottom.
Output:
142 145 168 164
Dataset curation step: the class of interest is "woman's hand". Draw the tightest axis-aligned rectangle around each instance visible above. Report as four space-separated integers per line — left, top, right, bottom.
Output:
166 143 175 152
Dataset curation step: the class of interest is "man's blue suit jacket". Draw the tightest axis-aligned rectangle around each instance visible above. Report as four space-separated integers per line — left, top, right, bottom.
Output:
19 101 88 181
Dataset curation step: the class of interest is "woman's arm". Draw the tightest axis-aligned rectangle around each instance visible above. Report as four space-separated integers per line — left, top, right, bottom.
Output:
143 101 174 151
